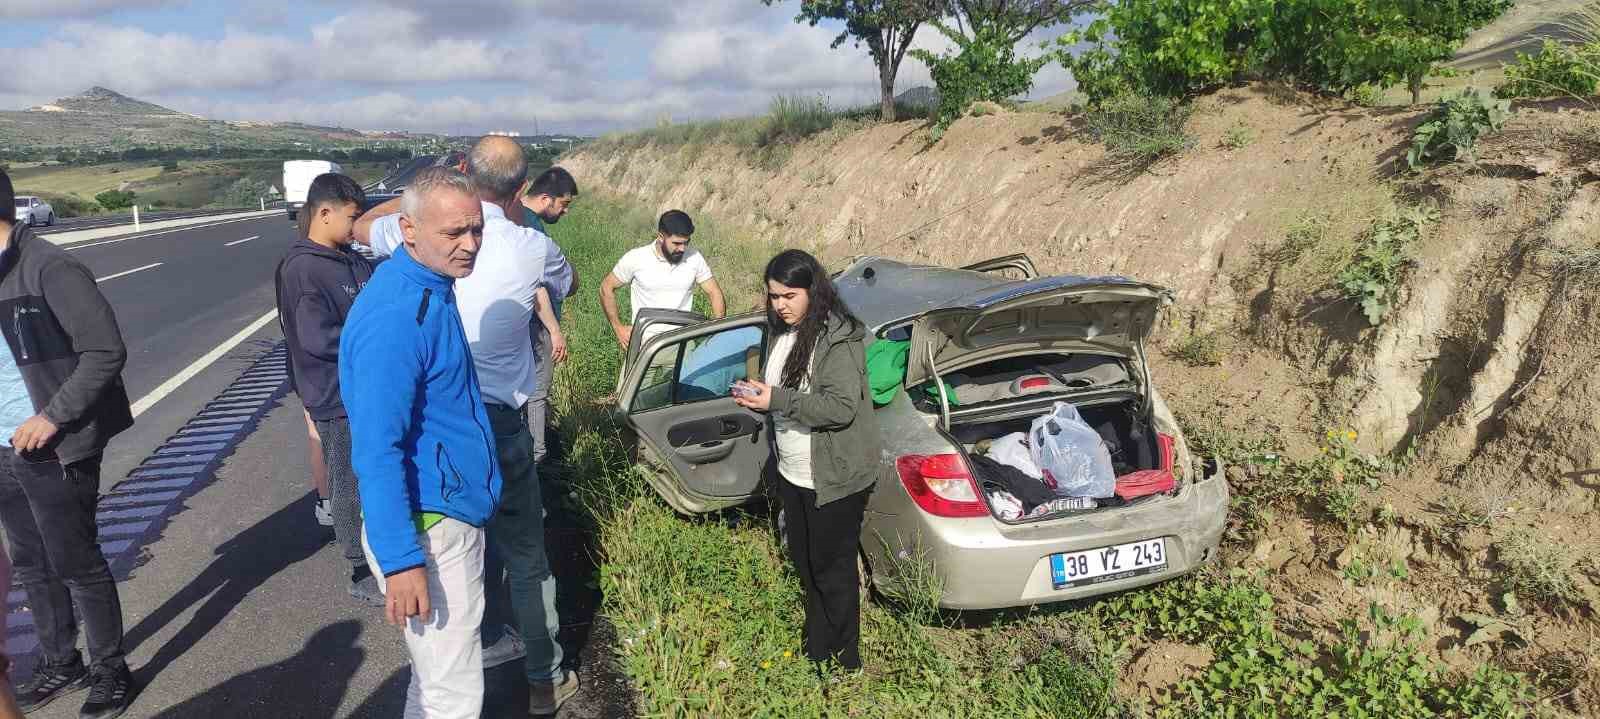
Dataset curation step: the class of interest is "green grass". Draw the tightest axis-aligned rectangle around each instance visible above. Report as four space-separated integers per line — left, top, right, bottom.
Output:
1496 529 1583 607
542 194 1541 717
584 94 931 170
1167 330 1226 367
1084 91 1195 168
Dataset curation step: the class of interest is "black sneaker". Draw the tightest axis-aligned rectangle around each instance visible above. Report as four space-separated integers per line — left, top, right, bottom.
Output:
78 664 137 719
14 658 89 712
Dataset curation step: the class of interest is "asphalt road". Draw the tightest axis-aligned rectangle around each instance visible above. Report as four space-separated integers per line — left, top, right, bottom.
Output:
55 213 296 482
13 216 634 717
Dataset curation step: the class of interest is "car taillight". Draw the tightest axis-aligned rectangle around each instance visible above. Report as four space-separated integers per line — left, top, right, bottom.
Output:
896 454 988 518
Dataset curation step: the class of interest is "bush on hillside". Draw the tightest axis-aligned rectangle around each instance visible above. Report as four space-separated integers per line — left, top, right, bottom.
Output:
1406 87 1511 171
219 177 272 208
1084 91 1195 164
1494 39 1600 99
912 23 1049 137
94 190 136 211
1061 0 1511 104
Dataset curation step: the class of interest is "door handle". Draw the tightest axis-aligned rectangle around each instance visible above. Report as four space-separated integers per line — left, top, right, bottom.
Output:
675 439 734 464
721 419 741 436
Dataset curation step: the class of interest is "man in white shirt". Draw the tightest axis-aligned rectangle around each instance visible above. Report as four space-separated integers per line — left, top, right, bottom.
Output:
355 137 581 715
599 210 725 354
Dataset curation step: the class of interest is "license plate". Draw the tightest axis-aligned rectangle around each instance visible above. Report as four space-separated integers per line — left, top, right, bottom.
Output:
1049 538 1168 590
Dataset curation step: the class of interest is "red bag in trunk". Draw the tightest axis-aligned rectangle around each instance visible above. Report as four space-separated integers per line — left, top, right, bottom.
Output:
1114 434 1175 500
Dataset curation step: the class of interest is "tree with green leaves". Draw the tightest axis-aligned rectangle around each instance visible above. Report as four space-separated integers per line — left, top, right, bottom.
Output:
946 0 1094 45
911 0 1092 134
1063 0 1510 105
762 0 944 122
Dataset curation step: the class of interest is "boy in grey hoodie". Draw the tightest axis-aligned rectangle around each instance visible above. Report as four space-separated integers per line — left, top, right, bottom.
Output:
274 173 380 606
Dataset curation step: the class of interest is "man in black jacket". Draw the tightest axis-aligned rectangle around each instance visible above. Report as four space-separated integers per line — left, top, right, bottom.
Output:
275 173 380 606
0 169 138 718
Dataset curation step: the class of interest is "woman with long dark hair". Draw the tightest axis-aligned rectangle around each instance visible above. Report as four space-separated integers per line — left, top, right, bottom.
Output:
733 249 881 672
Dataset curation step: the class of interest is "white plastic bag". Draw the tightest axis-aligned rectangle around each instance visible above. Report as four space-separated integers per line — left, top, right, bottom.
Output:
985 432 1042 479
988 491 1024 521
1029 401 1116 499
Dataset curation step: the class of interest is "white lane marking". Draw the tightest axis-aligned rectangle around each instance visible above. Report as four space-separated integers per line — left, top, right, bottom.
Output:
64 216 269 251
95 262 163 283
130 309 280 418
225 235 260 247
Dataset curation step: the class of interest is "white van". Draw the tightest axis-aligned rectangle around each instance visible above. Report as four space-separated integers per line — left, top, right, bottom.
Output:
282 160 342 222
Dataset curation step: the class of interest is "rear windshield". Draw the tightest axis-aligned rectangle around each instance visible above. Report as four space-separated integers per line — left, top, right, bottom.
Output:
13 199 27 208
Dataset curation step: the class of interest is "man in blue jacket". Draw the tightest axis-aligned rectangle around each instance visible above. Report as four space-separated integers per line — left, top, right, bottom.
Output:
339 167 498 718
274 172 379 606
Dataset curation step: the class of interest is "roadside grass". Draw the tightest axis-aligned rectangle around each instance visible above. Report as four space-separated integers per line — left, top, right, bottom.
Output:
586 94 932 170
10 160 393 210
10 162 167 200
543 194 1542 717
1166 330 1226 367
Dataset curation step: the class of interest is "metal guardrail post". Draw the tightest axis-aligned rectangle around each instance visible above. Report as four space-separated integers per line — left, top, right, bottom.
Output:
133 205 141 232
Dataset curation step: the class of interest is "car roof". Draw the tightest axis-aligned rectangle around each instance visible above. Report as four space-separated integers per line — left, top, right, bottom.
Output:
833 255 1157 333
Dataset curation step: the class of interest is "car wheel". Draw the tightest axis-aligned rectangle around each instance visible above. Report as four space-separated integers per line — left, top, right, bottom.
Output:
45 213 54 227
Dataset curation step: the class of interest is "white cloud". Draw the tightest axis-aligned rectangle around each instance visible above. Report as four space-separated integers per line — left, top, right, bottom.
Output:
0 0 1078 135
0 0 177 19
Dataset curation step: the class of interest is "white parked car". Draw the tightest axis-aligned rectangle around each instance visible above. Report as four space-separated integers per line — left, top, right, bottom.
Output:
13 196 53 227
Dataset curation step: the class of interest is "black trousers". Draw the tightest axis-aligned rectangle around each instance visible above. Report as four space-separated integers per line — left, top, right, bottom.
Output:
774 470 869 670
0 448 126 670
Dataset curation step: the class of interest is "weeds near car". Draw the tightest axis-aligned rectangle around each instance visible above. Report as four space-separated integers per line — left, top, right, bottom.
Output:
1497 529 1582 607
1222 123 1254 150
1091 573 1534 718
1085 91 1194 168
1167 330 1225 367
1337 205 1436 325
1407 87 1512 171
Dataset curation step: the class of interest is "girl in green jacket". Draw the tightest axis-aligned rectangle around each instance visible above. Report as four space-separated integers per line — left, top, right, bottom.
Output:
734 249 881 672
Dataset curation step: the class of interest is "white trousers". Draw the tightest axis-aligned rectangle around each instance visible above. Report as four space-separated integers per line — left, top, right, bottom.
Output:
364 518 486 719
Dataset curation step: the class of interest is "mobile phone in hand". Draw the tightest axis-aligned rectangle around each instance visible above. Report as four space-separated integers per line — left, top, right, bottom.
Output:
730 381 757 398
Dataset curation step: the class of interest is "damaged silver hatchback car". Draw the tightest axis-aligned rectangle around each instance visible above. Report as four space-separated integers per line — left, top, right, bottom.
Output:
616 253 1229 610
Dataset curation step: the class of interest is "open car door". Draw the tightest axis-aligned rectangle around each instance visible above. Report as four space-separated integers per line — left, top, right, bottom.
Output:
619 312 770 514
960 253 1038 280
625 308 709 368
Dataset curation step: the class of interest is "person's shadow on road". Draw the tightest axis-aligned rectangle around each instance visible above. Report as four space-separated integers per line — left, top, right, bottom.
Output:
122 496 329 686
147 620 364 719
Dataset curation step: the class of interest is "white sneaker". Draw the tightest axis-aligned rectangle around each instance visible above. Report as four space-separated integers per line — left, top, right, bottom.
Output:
314 498 334 527
482 628 527 669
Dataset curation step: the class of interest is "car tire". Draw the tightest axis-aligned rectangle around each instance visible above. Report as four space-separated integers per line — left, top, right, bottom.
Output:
45 213 53 227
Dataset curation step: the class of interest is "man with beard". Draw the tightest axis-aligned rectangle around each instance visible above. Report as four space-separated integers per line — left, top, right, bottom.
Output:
600 210 725 360
518 168 577 467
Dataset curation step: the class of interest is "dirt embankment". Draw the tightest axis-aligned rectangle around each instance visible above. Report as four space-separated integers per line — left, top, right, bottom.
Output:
563 86 1600 710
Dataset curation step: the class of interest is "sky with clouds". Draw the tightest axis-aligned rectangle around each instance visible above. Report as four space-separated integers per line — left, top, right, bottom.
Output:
0 0 1075 136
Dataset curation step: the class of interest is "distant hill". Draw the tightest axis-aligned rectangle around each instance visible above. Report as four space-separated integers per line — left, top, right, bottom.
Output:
32 87 183 116
0 87 440 157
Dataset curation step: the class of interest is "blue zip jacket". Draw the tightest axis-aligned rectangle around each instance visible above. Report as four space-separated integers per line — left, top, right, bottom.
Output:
339 246 502 576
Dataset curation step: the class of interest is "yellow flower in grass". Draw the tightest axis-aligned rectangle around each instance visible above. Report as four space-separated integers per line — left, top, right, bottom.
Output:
1345 430 1358 442
783 650 793 659
761 660 772 670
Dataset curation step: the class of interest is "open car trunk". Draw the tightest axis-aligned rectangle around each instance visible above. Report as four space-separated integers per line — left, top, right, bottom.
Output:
912 352 1177 523
952 394 1176 522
